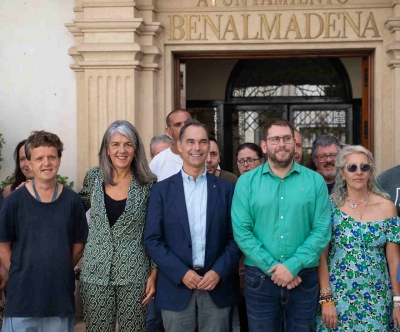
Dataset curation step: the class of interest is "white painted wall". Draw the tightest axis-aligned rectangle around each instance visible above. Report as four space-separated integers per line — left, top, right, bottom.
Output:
0 0 78 189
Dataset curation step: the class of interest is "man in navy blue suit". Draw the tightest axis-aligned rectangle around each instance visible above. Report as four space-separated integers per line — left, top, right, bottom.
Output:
145 119 241 332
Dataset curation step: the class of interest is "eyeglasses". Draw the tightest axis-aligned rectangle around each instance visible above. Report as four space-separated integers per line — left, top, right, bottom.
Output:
315 153 338 162
237 158 261 166
266 136 294 145
345 163 371 173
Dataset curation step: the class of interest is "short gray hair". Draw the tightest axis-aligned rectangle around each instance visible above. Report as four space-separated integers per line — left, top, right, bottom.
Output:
311 134 342 157
99 120 156 186
332 145 389 206
150 135 173 156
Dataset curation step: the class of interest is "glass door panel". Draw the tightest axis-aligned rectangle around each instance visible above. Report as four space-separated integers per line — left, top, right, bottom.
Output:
290 105 353 167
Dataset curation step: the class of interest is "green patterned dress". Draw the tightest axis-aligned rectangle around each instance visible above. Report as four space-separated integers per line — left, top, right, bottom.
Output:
316 201 400 331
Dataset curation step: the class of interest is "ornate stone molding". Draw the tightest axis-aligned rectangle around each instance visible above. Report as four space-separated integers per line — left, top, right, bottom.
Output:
386 41 400 68
67 0 164 185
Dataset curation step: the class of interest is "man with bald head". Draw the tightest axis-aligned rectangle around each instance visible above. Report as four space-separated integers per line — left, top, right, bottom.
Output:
149 109 191 182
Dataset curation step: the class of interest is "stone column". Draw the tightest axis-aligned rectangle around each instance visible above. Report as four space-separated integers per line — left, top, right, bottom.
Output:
66 0 163 185
385 0 400 166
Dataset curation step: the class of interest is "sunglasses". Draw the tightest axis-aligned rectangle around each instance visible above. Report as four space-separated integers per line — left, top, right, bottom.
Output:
345 163 371 172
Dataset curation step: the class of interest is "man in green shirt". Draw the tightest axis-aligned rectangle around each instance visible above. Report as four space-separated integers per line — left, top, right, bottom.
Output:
231 118 331 332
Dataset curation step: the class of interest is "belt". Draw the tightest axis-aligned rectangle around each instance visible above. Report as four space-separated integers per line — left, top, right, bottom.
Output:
192 267 205 276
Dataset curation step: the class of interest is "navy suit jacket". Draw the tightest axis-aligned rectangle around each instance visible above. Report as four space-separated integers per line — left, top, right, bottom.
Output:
144 171 241 311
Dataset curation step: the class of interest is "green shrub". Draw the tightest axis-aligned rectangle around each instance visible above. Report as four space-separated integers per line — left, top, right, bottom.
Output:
1 174 74 191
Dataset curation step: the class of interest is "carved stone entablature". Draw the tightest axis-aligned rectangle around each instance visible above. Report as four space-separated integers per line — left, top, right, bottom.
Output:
66 5 164 71
72 43 162 70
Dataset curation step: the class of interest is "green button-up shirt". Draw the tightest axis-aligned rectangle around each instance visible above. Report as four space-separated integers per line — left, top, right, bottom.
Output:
232 161 331 277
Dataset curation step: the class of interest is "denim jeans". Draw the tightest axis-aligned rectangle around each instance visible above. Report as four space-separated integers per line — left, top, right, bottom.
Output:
244 266 319 332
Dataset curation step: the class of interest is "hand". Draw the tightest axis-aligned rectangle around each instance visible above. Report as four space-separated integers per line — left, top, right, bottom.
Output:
268 264 294 287
321 304 338 330
286 276 302 290
141 274 156 306
182 270 203 289
198 270 221 291
0 264 8 290
393 306 400 328
240 275 245 296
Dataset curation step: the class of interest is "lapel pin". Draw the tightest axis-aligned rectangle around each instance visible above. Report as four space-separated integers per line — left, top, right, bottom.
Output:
214 185 216 188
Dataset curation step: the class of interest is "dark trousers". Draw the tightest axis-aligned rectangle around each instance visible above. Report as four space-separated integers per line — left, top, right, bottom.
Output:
244 266 319 332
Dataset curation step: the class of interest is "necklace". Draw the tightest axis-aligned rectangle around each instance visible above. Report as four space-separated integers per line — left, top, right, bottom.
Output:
349 191 369 209
31 179 58 202
354 199 369 221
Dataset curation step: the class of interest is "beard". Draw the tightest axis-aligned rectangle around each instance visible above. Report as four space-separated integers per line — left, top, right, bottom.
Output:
317 161 336 181
267 146 295 169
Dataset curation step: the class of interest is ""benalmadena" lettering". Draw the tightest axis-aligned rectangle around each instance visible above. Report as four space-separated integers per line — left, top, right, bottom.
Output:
169 12 379 41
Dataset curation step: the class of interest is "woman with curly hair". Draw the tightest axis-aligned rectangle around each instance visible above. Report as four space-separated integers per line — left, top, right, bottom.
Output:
316 145 400 331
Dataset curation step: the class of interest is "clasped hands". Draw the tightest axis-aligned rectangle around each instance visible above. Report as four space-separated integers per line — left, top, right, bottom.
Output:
182 269 220 291
268 264 302 289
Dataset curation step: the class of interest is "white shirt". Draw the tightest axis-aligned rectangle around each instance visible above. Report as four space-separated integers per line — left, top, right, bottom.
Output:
149 147 183 182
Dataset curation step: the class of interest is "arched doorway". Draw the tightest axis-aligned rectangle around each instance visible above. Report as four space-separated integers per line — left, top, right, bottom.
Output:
224 58 355 173
185 56 364 175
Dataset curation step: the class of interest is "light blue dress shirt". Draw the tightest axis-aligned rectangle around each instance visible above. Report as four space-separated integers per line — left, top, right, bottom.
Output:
181 168 208 268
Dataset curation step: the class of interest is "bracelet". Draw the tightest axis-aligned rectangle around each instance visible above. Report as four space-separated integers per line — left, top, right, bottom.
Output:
393 296 400 302
321 301 334 307
319 298 334 305
320 287 332 294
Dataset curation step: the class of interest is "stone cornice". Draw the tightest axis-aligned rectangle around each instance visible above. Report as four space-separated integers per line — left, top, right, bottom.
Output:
68 19 163 35
385 17 400 33
72 43 162 70
82 1 135 7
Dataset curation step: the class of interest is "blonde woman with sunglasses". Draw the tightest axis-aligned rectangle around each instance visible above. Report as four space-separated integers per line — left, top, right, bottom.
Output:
316 145 400 331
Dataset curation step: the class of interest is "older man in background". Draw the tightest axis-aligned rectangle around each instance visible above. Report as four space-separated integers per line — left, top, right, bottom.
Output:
311 134 342 195
149 109 191 182
150 135 173 160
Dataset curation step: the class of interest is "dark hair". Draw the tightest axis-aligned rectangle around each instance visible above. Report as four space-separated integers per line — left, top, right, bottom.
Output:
236 142 264 159
99 120 155 186
11 139 28 191
179 118 210 141
25 131 64 160
209 136 220 149
311 134 342 157
263 118 294 139
166 109 190 127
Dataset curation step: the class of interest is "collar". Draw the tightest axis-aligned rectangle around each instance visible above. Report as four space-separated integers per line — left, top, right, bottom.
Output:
181 167 207 183
262 160 301 177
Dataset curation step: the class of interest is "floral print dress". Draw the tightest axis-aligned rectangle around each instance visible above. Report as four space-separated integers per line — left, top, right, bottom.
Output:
316 201 400 331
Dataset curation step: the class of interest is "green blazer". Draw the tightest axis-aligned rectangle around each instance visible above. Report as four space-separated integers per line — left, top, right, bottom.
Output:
79 167 155 285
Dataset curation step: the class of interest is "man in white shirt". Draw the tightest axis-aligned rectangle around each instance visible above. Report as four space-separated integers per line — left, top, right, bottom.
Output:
149 109 191 182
